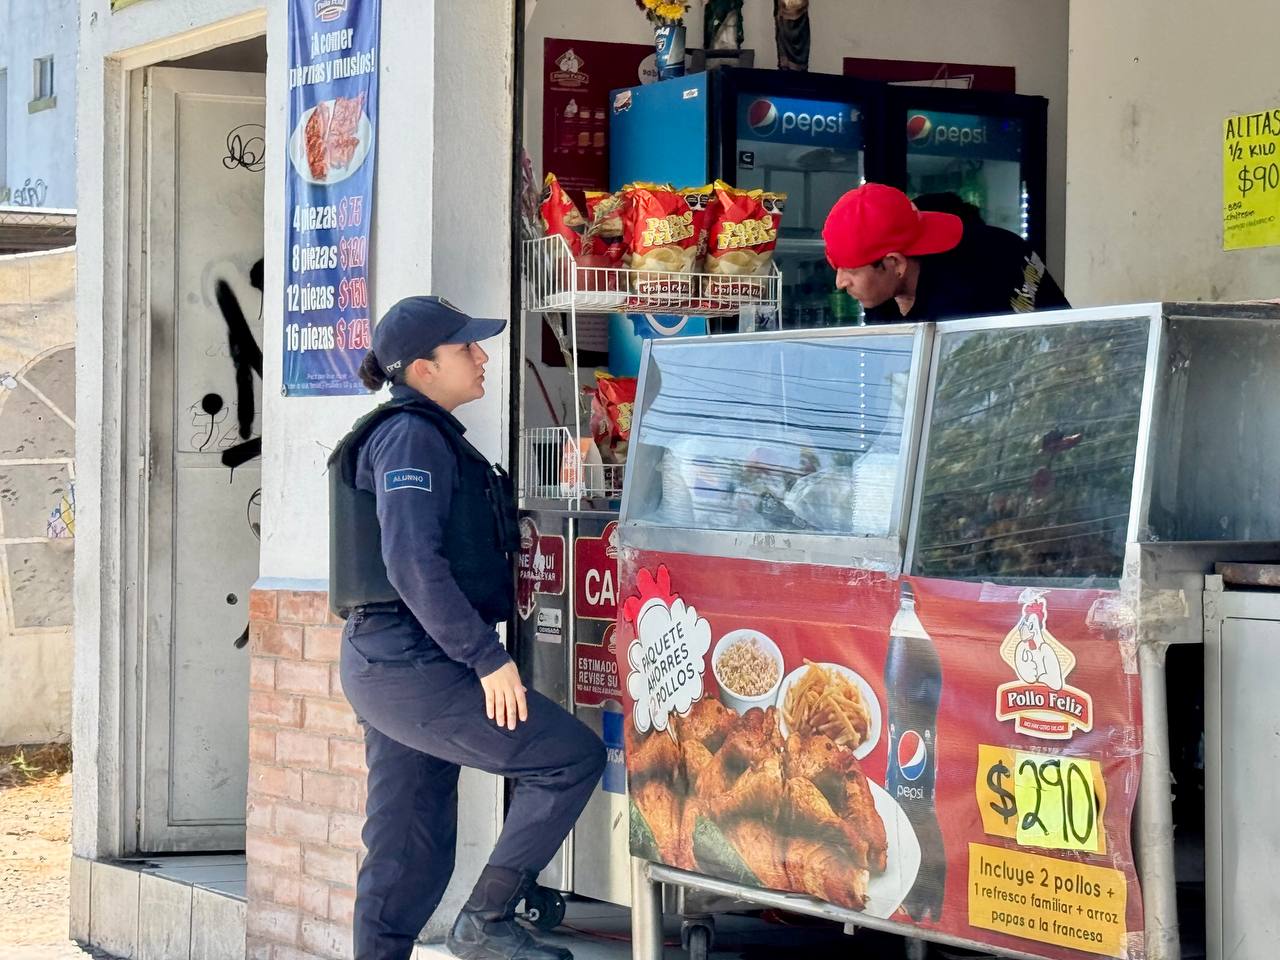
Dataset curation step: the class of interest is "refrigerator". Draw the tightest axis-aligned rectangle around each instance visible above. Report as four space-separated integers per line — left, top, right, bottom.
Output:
608 68 1048 329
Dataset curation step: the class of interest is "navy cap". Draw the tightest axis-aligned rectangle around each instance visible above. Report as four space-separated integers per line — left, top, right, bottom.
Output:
372 296 507 379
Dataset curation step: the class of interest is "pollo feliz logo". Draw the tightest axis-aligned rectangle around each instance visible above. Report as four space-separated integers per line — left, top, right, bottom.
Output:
995 590 1094 740
622 565 712 736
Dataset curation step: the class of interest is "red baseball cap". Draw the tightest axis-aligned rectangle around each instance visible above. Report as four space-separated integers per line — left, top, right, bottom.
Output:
823 183 963 270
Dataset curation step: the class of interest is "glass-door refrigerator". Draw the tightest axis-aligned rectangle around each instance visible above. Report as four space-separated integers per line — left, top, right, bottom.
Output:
608 68 1049 329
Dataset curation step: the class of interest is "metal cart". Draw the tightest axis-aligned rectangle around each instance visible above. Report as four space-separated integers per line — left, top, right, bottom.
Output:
620 301 1280 960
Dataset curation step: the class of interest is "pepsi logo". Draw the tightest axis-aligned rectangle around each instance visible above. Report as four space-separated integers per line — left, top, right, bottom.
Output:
896 730 929 781
747 99 780 137
907 114 933 143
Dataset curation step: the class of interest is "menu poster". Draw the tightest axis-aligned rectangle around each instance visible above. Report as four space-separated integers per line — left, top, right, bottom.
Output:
542 38 656 196
617 551 1146 960
283 0 381 396
1223 107 1280 251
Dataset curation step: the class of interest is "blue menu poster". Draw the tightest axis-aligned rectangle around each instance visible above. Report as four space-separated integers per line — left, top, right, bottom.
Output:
283 0 380 396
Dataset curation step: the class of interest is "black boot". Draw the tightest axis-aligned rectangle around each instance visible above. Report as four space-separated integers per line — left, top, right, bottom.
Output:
446 865 572 960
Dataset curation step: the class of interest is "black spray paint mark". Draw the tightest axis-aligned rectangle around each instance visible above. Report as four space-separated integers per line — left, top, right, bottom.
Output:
216 259 265 472
223 124 267 172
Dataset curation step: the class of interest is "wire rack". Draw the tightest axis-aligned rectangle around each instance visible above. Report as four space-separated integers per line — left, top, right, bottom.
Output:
520 426 625 501
522 235 782 317
519 235 782 507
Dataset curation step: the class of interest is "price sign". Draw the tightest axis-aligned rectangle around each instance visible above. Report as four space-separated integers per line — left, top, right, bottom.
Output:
975 744 1107 855
1223 108 1280 250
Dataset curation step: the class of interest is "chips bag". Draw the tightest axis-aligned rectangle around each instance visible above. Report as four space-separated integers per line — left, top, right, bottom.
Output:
621 182 713 298
540 173 586 256
583 191 625 266
704 181 785 302
585 372 638 463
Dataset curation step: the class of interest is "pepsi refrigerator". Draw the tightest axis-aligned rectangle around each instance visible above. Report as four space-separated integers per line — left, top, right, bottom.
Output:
609 68 1047 329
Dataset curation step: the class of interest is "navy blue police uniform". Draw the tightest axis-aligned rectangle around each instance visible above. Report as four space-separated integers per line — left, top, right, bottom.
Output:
329 297 604 960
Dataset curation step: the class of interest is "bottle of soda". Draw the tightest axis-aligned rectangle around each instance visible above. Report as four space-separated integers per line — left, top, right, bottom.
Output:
884 580 946 922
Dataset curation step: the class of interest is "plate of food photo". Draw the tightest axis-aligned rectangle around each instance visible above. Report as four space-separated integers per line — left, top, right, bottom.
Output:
777 661 882 761
289 94 372 186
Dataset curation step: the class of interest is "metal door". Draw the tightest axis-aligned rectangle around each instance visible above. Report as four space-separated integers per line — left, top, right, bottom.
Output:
141 67 265 851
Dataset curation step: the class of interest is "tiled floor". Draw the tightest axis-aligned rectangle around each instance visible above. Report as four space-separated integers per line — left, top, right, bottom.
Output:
126 854 248 901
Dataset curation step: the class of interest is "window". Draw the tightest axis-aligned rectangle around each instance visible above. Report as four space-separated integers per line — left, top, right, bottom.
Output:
34 57 54 102
912 317 1150 582
628 335 916 537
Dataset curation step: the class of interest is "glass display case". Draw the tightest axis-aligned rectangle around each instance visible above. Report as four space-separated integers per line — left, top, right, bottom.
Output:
622 324 931 570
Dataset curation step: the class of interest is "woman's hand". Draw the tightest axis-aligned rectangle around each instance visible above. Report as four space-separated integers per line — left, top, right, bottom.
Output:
479 661 529 730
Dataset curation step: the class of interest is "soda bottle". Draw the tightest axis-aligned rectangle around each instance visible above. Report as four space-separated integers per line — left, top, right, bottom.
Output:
884 580 946 922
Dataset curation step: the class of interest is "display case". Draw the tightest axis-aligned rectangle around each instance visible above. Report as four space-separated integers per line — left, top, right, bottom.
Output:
619 302 1280 960
621 324 931 571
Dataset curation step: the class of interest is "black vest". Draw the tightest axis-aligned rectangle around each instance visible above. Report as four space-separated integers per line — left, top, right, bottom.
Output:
327 396 519 623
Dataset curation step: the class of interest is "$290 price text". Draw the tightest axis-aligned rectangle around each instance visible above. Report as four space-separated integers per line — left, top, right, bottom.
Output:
976 744 1108 855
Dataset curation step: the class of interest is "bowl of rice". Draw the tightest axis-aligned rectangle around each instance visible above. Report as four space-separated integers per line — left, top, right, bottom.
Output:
711 629 785 715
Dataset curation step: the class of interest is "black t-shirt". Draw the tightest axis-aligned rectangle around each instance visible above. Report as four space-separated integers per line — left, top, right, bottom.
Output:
864 223 1069 324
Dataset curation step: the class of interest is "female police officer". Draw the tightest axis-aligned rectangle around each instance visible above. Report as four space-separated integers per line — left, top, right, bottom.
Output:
328 296 605 960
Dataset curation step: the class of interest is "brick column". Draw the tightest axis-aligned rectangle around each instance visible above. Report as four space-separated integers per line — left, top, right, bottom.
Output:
246 588 365 960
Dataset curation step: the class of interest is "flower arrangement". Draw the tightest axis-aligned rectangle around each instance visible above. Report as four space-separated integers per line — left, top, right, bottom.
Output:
635 0 690 26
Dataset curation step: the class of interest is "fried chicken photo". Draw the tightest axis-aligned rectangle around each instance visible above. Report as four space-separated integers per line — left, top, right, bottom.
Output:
633 779 683 866
708 755 783 823
784 732 887 872
783 838 870 912
672 697 736 753
723 820 788 892
628 727 681 786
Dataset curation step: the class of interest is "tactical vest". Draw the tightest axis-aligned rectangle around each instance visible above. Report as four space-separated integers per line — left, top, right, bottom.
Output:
327 396 519 623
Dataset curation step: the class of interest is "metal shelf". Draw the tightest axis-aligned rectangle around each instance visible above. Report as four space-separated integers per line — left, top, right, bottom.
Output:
519 235 783 507
521 235 782 319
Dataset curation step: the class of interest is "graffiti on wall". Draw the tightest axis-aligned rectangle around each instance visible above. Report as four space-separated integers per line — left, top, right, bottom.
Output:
0 179 51 208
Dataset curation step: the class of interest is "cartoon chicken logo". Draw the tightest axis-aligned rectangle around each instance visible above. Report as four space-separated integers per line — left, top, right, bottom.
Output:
995 590 1093 740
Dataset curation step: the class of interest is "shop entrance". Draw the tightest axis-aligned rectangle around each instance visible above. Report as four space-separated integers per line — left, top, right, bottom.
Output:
131 60 266 852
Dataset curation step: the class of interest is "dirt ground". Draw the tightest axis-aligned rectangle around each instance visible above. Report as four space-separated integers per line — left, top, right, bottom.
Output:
0 750 121 959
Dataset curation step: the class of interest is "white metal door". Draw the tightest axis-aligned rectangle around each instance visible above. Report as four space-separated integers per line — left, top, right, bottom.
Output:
142 67 265 851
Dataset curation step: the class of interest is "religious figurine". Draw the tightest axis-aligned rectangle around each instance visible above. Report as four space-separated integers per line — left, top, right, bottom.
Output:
704 0 745 53
774 0 811 72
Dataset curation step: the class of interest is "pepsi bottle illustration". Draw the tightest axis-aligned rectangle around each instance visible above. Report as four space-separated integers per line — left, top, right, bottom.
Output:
885 580 946 921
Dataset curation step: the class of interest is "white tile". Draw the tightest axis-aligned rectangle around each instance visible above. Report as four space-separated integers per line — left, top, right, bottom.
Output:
150 864 248 884
69 855 92 942
191 886 247 960
89 861 141 959
138 872 193 960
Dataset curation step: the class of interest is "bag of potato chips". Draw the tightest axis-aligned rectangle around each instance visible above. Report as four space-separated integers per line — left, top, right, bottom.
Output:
540 173 586 256
621 183 713 300
703 181 785 303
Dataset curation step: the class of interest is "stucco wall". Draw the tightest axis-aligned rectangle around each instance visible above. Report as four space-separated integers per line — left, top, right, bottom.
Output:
0 247 76 746
0 0 79 208
1065 0 1280 304
525 0 1070 278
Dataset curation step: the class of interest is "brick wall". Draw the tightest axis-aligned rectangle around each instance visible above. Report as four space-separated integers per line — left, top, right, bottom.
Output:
246 588 364 960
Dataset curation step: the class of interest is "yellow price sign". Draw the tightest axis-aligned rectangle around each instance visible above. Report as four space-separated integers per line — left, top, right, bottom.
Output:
975 745 1107 855
1223 108 1280 250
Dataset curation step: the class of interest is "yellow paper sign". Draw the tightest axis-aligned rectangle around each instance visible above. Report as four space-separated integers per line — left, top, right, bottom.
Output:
1014 752 1105 854
975 744 1106 855
1223 108 1280 250
968 843 1128 958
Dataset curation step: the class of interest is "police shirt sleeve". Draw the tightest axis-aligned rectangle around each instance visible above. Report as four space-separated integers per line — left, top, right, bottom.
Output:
365 417 512 677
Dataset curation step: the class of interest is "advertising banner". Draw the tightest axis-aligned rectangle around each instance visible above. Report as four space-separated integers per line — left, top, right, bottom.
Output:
617 551 1144 960
1223 107 1280 251
283 0 381 396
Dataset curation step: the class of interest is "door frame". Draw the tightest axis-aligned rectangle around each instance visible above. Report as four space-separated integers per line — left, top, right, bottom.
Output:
106 19 269 858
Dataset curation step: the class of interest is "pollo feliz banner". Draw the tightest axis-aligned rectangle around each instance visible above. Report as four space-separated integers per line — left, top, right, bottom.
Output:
617 551 1145 960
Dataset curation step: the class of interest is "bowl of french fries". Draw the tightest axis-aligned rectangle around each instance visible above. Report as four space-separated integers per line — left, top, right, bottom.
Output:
777 660 881 760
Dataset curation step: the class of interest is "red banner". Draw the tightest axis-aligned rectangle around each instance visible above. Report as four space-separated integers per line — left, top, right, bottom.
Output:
617 550 1144 960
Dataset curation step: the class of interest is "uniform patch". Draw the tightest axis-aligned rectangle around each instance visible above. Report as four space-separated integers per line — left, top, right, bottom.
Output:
385 468 433 493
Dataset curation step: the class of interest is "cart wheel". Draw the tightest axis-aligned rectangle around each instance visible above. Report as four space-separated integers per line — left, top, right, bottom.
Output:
522 886 566 931
686 924 711 960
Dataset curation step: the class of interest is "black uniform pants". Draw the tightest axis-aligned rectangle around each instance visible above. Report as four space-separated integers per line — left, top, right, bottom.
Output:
339 612 605 960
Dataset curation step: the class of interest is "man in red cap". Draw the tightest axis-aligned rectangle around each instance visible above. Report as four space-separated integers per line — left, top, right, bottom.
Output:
822 183 1068 323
